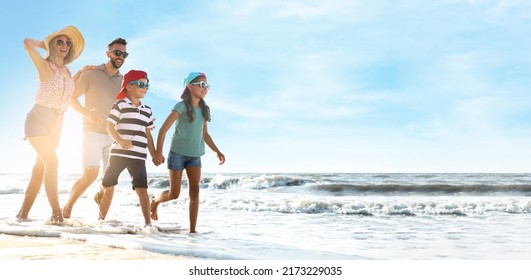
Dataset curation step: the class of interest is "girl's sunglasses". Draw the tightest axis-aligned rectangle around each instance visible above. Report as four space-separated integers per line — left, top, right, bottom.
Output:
129 80 149 89
56 39 72 47
190 81 210 90
111 50 129 58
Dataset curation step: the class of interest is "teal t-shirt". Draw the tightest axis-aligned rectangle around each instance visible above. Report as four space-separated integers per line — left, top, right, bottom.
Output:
169 101 205 157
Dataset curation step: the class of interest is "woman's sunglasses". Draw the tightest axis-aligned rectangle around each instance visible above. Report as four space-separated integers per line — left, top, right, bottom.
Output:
111 50 129 58
190 81 210 90
129 80 149 89
56 39 72 47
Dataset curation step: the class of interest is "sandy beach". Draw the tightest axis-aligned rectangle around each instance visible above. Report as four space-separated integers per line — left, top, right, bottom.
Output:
0 233 186 260
0 234 201 280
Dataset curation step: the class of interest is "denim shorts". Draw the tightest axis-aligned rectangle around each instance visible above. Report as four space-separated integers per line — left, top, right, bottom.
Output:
167 151 201 171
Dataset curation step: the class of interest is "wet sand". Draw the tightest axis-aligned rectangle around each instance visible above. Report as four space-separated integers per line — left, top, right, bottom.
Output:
0 233 186 260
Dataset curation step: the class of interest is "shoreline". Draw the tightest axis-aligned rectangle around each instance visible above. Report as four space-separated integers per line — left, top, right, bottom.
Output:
0 233 187 260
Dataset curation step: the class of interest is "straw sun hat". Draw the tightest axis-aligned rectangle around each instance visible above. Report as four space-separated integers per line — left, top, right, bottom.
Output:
43 26 85 65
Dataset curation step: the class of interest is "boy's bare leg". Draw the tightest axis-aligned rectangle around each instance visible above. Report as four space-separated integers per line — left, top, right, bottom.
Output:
98 186 114 220
136 188 151 227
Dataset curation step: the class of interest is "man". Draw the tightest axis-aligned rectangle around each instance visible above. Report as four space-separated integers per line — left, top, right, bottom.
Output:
62 38 129 218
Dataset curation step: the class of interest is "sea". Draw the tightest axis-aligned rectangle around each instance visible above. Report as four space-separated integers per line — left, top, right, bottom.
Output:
1 172 531 260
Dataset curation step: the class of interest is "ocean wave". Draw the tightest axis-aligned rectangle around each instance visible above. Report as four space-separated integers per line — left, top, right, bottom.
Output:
0 187 24 195
0 218 140 238
309 183 531 194
146 174 304 190
203 174 311 190
73 173 531 196
206 196 531 216
142 173 531 196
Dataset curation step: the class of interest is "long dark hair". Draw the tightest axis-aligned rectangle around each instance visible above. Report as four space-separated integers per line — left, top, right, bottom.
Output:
181 77 211 123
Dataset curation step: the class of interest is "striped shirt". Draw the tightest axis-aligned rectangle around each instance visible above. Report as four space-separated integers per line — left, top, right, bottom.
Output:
107 97 154 160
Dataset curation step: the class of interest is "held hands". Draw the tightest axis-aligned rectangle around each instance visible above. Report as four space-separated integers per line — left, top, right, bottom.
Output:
152 153 165 166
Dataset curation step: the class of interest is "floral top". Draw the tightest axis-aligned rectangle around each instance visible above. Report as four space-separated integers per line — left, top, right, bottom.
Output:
35 61 74 112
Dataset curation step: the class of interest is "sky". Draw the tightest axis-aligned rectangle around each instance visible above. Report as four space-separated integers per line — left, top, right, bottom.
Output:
2 0 531 174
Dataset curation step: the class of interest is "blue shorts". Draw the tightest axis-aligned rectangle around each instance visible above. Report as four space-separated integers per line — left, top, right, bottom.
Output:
102 156 148 189
167 151 201 171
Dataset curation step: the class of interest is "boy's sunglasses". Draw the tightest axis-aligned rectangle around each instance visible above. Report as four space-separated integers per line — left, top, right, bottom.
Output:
111 50 129 58
190 81 210 90
129 80 149 89
56 39 72 47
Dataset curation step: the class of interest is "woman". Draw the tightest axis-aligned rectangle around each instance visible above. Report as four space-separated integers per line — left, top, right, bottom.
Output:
17 26 85 223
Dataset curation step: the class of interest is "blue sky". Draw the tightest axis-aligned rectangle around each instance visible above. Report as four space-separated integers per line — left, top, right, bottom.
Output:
2 0 531 174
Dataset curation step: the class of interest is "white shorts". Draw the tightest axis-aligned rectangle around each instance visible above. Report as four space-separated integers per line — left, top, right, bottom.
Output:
82 132 114 169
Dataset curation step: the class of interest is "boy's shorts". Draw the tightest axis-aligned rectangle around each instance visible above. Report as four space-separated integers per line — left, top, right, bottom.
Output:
167 151 202 171
102 156 147 189
24 104 64 147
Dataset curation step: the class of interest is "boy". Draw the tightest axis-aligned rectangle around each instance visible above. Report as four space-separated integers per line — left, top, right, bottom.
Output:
96 69 156 227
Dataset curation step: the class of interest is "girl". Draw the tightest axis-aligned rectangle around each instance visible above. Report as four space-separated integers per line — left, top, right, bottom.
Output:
151 72 225 233
18 26 85 222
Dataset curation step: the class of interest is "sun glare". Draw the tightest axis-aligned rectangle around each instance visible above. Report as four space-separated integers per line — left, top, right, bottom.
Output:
57 111 83 174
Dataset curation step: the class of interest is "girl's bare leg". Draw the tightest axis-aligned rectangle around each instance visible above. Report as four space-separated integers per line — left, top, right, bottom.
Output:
185 167 201 233
151 170 183 220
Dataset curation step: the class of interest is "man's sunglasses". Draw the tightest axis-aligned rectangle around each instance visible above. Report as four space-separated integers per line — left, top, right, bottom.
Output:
56 39 72 47
190 81 210 90
129 80 149 89
111 50 129 58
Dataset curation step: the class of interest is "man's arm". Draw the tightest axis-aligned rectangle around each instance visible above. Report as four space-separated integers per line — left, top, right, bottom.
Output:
70 67 103 125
